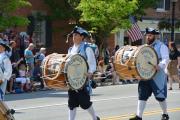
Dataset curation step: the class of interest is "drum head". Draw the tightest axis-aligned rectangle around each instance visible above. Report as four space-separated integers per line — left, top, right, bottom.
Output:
65 54 88 90
135 45 158 80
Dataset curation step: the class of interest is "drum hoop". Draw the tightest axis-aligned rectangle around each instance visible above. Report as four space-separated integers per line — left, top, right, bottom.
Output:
134 45 159 80
65 54 88 90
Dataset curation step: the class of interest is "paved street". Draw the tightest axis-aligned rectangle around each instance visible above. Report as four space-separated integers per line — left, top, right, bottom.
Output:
5 83 180 120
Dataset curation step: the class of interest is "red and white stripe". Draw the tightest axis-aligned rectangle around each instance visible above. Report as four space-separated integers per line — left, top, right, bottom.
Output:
127 23 143 42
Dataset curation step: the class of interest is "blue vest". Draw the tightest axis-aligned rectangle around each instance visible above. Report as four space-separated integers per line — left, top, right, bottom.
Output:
151 40 163 61
151 40 167 98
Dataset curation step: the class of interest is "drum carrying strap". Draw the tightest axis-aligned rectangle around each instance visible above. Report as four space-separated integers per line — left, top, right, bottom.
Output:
0 89 3 100
0 56 8 101
0 56 6 73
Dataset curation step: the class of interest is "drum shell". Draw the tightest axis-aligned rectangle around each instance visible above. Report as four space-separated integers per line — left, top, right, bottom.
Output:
114 45 158 80
42 53 88 90
114 46 140 80
0 102 15 120
42 53 67 89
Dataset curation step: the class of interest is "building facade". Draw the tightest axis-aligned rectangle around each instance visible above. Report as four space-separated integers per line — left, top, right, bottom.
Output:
15 0 75 54
116 0 180 48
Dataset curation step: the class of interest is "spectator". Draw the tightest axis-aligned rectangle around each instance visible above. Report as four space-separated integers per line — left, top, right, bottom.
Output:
24 43 35 78
104 47 110 65
7 58 23 93
35 47 46 63
95 58 107 84
167 42 180 90
15 63 31 93
112 45 120 56
105 57 120 85
89 38 99 61
32 60 45 90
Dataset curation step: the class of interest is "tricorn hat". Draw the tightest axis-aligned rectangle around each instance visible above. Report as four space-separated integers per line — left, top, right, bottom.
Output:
70 26 90 37
0 39 10 52
145 27 160 35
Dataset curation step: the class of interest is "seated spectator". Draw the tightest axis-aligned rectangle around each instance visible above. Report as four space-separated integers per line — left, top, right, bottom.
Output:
7 58 23 94
15 63 32 93
32 60 45 90
105 57 120 85
94 58 107 83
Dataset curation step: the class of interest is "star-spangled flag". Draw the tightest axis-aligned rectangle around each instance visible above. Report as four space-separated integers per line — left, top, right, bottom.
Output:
127 16 143 42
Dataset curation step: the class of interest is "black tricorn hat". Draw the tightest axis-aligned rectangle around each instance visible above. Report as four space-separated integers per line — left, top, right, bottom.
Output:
145 27 160 35
0 39 10 52
69 26 90 37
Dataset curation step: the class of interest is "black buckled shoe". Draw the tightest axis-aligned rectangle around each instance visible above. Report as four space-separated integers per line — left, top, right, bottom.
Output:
161 114 169 120
129 115 142 120
96 116 100 120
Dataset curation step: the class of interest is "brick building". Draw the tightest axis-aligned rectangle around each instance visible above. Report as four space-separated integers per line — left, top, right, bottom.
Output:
15 0 77 54
14 0 180 55
116 0 180 48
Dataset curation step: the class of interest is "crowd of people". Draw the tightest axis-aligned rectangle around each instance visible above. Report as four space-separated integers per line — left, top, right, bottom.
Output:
0 30 47 94
0 26 180 120
0 27 179 95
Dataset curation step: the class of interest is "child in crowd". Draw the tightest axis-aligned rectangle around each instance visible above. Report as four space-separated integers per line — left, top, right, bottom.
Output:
15 63 32 92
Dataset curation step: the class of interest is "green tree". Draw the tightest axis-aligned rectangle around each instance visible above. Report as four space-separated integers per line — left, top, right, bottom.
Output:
77 0 160 46
0 0 31 31
44 0 80 20
44 0 160 49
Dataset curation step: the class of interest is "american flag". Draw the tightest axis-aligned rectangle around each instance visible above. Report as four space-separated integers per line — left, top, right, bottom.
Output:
127 16 143 42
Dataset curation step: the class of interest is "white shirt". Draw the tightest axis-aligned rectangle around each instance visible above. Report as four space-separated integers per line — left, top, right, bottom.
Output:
0 52 12 81
68 44 96 73
159 44 169 71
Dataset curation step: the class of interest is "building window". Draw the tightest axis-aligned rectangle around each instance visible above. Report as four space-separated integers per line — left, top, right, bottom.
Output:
31 11 46 47
33 20 46 47
156 0 170 12
175 33 180 44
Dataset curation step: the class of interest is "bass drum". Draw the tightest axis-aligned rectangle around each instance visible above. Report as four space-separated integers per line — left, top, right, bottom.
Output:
42 53 88 90
0 102 15 120
114 45 158 80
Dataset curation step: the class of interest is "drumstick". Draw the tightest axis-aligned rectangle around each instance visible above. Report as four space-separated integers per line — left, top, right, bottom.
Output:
148 61 156 68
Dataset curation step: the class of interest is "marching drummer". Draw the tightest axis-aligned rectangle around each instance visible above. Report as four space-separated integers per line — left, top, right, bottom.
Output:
0 39 12 100
129 28 169 120
67 26 100 120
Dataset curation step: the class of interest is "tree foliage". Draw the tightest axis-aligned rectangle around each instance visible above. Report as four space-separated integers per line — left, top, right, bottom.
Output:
44 0 80 20
77 0 137 34
0 0 31 31
77 0 161 34
44 0 161 47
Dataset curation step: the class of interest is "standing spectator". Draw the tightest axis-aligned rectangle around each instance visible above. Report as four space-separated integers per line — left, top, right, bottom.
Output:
104 47 110 65
35 47 46 63
167 42 180 90
89 38 99 61
3 34 9 45
9 41 21 62
112 45 120 56
24 43 35 78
